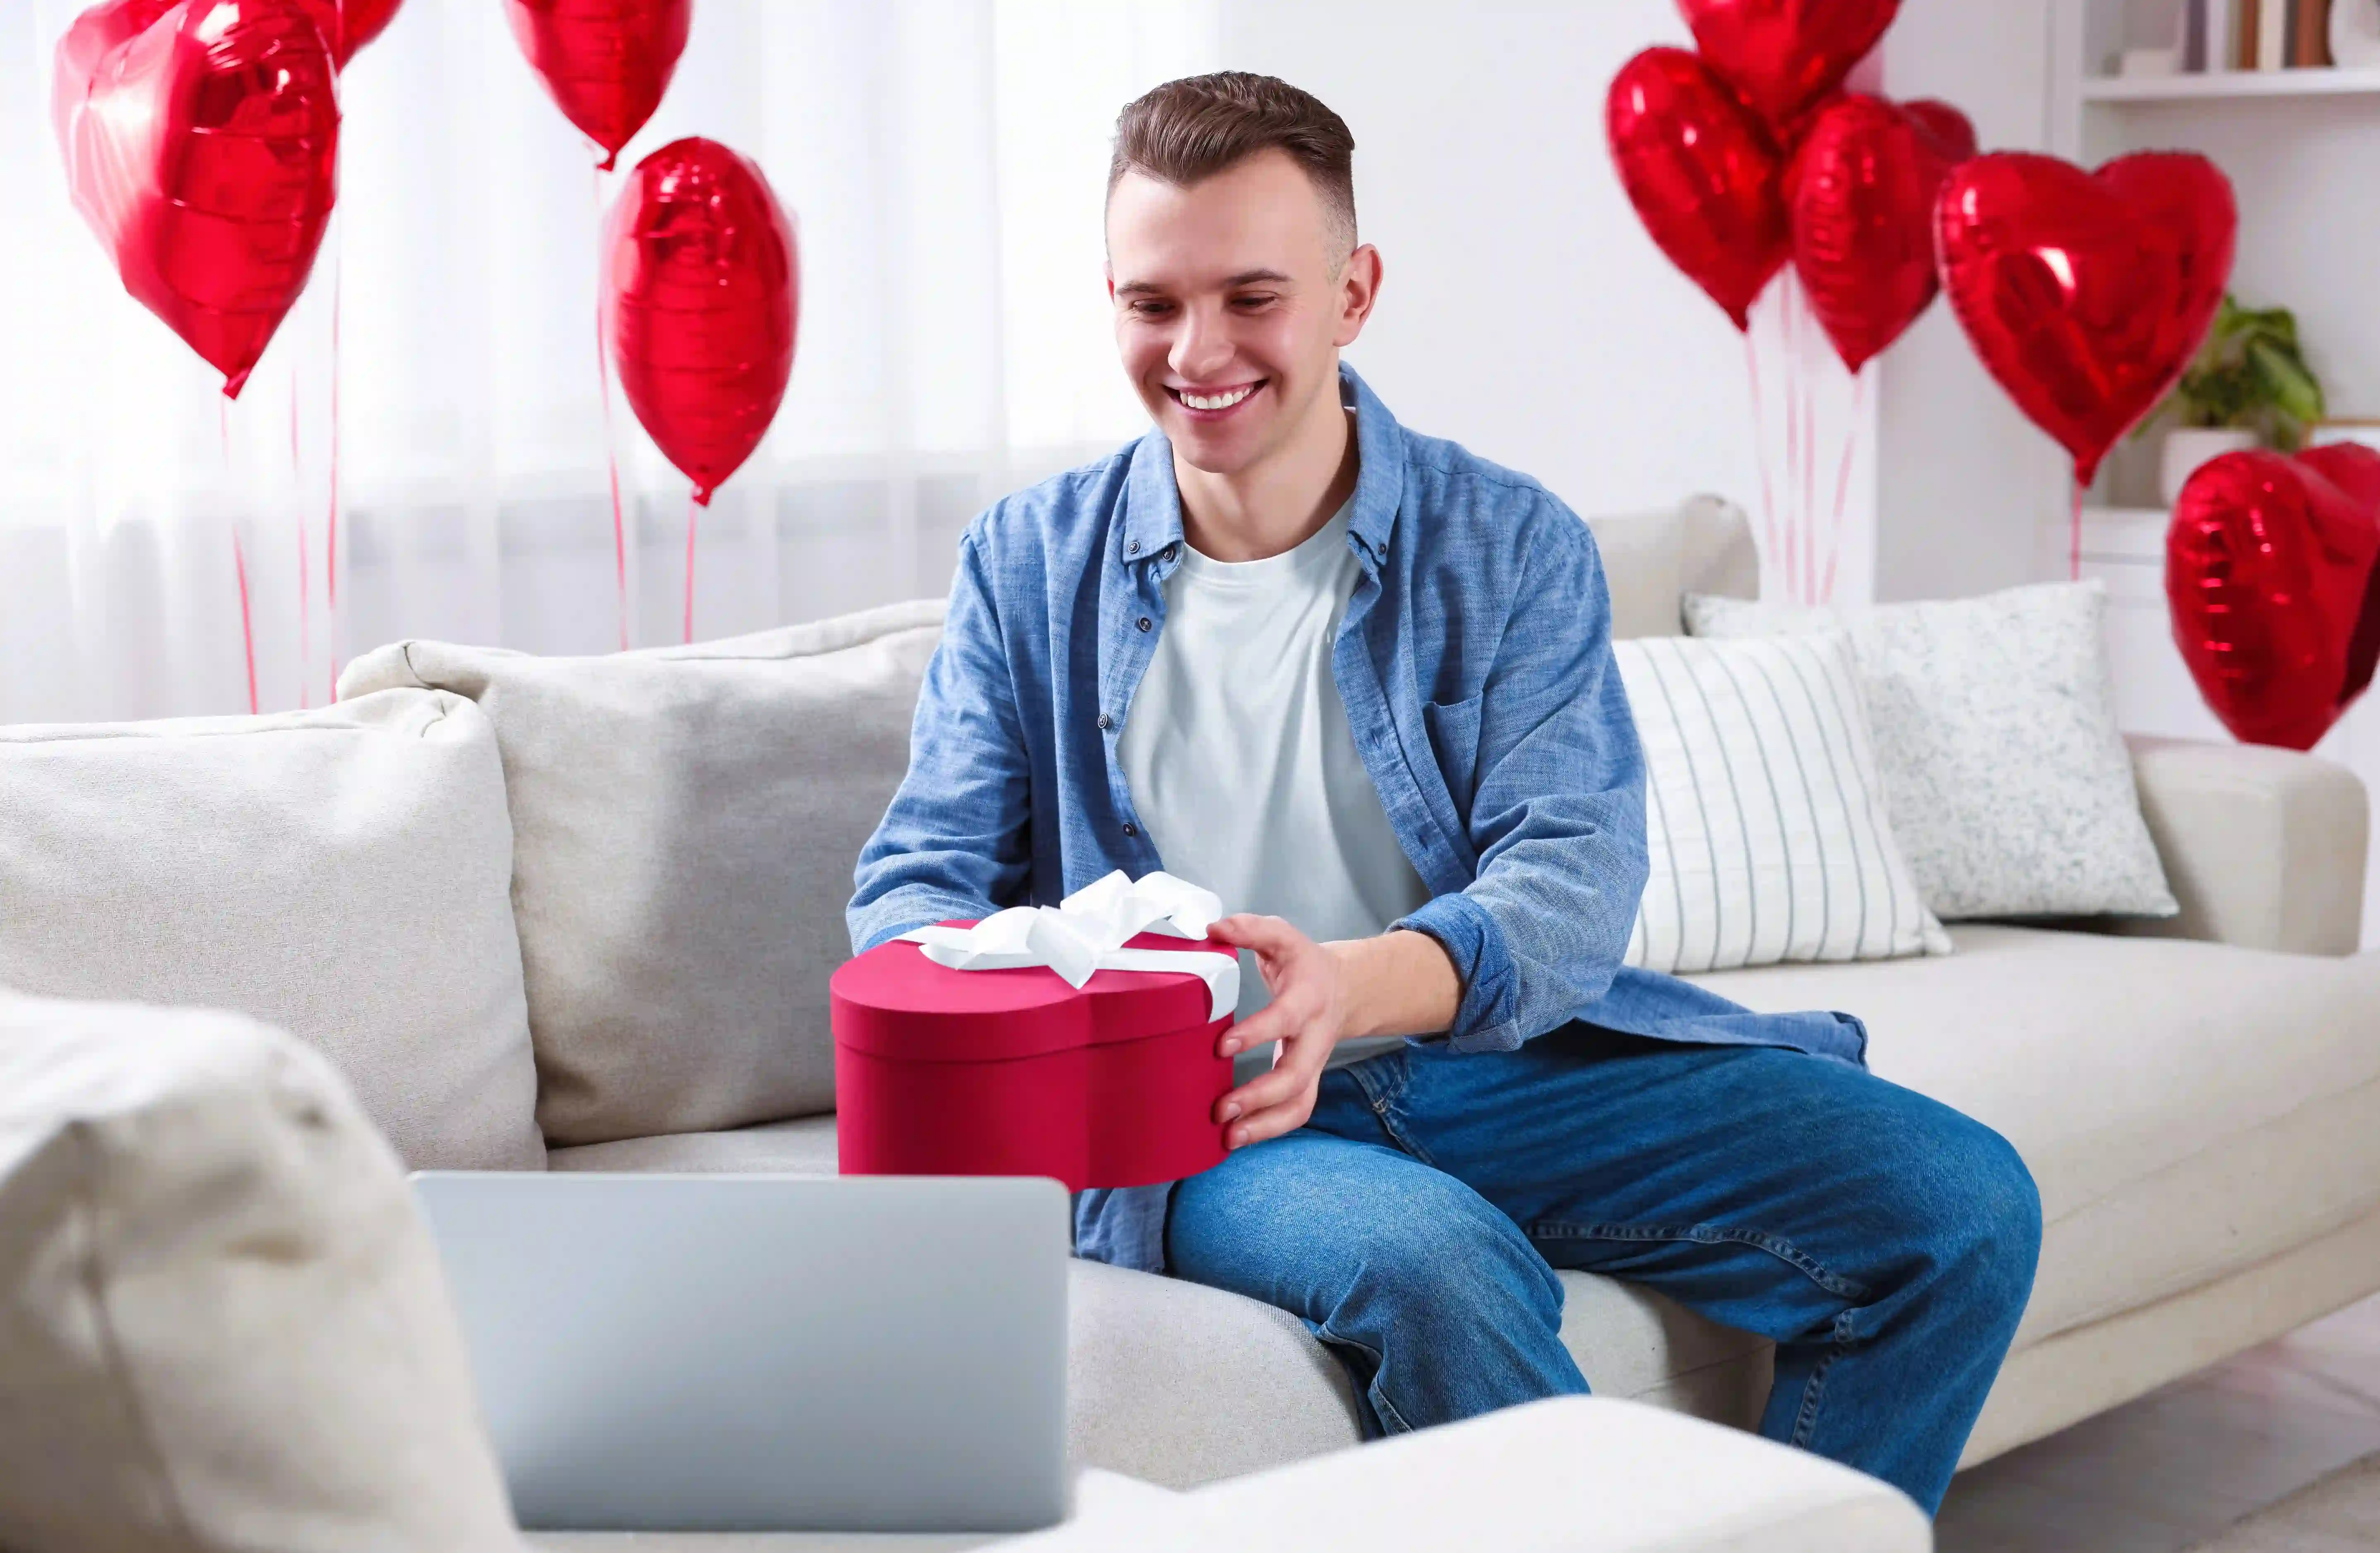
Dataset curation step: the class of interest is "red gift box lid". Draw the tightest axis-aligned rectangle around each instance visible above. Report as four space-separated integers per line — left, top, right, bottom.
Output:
830 925 1236 1063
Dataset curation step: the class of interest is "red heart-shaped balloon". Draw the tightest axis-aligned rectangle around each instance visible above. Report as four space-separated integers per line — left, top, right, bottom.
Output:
52 0 339 398
335 0 401 63
504 0 690 170
1903 98 1978 162
603 137 799 504
2169 444 2380 751
1678 0 1902 131
1936 152 2236 485
1607 47 1789 332
1791 94 1956 372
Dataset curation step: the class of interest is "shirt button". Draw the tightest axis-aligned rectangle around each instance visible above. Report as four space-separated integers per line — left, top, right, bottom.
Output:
1122 823 1138 838
1127 539 1141 556
1161 544 1177 562
1137 617 1152 632
1096 713 1113 731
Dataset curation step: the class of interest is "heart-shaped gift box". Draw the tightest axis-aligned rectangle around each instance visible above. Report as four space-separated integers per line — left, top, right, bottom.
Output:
831 922 1236 1192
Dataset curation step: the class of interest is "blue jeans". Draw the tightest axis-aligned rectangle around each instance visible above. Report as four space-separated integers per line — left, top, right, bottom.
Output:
1165 1024 2041 1515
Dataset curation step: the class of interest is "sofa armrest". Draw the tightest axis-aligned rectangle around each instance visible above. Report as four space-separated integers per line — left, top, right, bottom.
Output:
2115 734 2368 956
990 1397 1927 1553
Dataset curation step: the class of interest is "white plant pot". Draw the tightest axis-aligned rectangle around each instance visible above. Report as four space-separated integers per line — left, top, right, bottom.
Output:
2161 428 2259 506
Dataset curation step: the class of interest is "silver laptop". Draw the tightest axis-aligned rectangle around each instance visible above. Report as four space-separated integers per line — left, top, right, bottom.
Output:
411 1171 1071 1534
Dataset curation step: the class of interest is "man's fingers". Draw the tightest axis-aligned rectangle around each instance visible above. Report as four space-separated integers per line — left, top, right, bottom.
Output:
1216 999 1298 1059
1214 1028 1329 1123
1206 912 1300 955
1225 1095 1314 1149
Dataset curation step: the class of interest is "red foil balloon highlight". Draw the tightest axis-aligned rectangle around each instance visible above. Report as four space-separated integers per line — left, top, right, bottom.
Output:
1791 94 1957 373
1935 151 2236 486
1677 0 1902 132
505 0 690 170
2169 445 2380 751
603 137 798 505
53 0 340 398
1607 47 1789 332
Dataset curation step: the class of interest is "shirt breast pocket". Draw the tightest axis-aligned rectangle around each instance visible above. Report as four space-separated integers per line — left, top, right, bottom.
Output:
1421 693 1486 819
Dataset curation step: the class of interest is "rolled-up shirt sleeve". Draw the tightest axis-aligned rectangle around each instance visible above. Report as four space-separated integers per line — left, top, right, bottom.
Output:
1394 503 1650 1053
847 527 1032 955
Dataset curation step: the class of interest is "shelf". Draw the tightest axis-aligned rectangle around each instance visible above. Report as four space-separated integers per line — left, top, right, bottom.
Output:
2082 67 2380 101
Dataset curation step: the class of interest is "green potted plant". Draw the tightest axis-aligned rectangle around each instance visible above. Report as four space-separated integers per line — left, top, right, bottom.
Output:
2154 294 2327 504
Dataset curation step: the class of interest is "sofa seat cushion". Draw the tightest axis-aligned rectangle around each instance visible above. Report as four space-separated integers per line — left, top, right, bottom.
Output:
1691 924 2380 1344
547 1116 840 1176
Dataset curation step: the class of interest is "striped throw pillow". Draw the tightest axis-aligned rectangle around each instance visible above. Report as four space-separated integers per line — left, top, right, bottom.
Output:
1615 631 1951 974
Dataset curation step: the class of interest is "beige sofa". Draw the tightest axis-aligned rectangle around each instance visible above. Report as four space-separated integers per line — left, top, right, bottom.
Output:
2 496 2373 1500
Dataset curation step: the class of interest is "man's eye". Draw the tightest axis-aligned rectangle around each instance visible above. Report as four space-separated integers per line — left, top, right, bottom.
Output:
1130 300 1175 318
1231 294 1279 310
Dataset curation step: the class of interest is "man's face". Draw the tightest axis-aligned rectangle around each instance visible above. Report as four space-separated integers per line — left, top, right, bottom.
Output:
1106 149 1375 476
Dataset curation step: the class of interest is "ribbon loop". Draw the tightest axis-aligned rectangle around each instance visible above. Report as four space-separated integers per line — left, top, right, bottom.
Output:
895 871 1237 1020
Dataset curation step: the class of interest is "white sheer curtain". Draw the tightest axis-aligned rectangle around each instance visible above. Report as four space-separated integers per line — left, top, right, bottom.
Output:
0 0 1216 722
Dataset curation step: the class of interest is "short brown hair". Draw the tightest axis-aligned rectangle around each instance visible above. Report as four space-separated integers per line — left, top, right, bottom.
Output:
1107 72 1358 259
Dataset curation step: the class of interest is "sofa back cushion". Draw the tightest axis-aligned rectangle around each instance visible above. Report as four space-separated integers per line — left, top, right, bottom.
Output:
0 691 541 1170
1584 494 1759 640
339 601 943 1146
0 992 521 1553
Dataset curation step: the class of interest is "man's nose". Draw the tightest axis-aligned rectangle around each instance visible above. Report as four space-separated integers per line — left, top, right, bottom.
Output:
1169 304 1234 382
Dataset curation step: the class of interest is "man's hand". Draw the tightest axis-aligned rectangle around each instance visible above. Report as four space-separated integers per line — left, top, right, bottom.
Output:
1204 917 1461 1150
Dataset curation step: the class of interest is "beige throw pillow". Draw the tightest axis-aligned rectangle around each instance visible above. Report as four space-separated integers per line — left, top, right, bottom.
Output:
339 601 943 1146
0 690 543 1170
0 991 522 1553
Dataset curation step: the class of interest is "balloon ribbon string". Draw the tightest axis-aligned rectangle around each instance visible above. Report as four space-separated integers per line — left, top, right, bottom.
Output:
291 373 309 708
1790 278 1809 606
2072 479 2084 583
221 401 259 715
1743 331 1781 598
1821 366 1868 606
594 164 629 651
1781 278 1802 603
683 489 699 645
327 252 342 704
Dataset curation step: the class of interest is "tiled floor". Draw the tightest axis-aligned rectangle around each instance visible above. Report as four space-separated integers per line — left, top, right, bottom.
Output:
1938 1294 2380 1552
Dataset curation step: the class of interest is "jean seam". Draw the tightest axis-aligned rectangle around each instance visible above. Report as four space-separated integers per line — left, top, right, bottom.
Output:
1526 1220 1873 1303
1791 1309 1859 1450
1315 1321 1415 1435
1345 1055 1440 1168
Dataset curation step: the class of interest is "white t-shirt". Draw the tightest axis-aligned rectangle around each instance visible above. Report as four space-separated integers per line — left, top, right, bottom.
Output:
1118 497 1433 1083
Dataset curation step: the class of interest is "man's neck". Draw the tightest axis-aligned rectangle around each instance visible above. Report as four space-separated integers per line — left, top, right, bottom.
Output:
1173 374 1360 563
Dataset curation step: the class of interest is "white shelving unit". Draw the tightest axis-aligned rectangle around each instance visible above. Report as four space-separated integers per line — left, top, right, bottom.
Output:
2047 5 2380 946
2079 65 2380 100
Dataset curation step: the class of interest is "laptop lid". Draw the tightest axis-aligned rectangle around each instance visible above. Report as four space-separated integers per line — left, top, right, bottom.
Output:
411 1171 1071 1534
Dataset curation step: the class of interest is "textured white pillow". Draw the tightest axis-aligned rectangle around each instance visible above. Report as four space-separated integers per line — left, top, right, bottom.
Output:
0 991 521 1553
1685 581 2178 922
0 690 543 1170
1616 632 1952 974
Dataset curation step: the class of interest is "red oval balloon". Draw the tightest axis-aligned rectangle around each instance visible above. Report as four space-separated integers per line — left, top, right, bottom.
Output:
1678 0 1902 132
53 0 339 398
1936 151 2236 486
1607 47 1789 332
2169 445 2380 751
604 138 798 505
1791 94 1955 373
505 0 690 170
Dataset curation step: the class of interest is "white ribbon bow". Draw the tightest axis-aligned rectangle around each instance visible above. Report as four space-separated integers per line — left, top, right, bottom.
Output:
897 870 1240 1022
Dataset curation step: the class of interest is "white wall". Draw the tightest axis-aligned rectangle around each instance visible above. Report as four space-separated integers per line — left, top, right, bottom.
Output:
1217 0 1868 570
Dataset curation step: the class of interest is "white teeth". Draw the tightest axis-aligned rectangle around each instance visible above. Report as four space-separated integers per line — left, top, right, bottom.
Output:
1179 383 1257 411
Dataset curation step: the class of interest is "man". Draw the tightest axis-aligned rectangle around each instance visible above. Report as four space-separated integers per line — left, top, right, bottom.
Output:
849 72 2039 1515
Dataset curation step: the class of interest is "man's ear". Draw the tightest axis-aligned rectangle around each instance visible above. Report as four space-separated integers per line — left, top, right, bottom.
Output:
1105 262 1116 304
1334 244 1383 348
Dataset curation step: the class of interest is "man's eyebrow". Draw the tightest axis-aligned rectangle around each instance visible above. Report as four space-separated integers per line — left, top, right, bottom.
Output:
1112 268 1295 297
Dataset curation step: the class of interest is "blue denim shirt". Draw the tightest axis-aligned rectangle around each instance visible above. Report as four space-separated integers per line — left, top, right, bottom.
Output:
849 365 1867 1274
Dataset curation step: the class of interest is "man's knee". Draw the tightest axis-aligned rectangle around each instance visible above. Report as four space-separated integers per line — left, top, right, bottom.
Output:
1885 1106 2043 1316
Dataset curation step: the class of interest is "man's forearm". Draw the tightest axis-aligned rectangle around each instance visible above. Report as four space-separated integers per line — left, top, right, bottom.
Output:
1324 929 1461 1041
